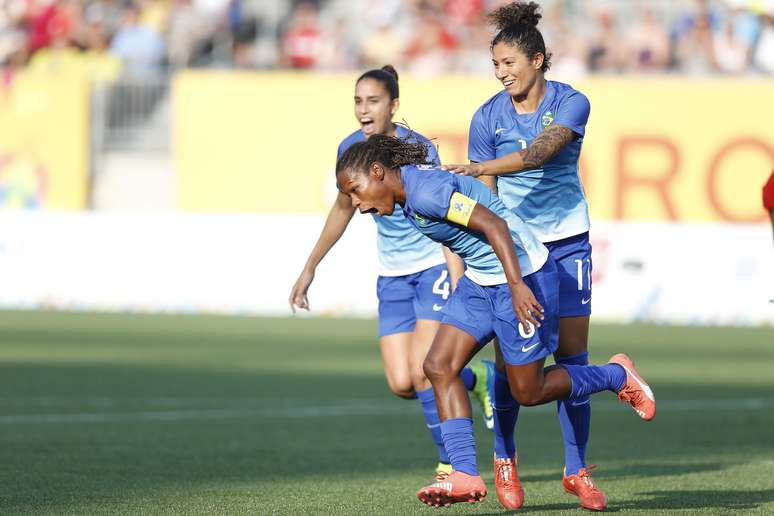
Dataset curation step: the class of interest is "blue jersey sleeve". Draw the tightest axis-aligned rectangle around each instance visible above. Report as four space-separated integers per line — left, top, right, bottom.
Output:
467 107 496 163
407 172 457 220
554 90 590 137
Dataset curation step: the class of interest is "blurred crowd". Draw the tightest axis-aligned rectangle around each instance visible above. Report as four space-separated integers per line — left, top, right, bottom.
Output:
1 0 773 79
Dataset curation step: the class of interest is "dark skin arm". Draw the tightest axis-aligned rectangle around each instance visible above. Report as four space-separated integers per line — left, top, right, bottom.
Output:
463 203 545 328
445 125 575 177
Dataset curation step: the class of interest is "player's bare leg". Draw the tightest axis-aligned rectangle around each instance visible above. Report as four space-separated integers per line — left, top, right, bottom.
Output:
378 332 414 399
417 324 487 507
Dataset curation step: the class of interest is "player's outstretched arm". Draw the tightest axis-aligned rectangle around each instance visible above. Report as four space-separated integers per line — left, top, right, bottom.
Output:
444 125 575 177
457 201 544 328
289 192 356 312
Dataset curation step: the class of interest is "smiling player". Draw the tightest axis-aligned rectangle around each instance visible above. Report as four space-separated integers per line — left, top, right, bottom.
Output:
443 1 607 509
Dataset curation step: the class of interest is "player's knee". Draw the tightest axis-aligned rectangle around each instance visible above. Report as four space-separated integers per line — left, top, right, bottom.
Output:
510 383 542 406
423 354 452 382
385 376 415 399
389 384 416 399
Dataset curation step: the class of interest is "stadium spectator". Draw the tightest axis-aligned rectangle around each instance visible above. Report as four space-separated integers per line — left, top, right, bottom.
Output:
628 7 671 72
110 3 165 75
280 1 321 69
752 9 774 73
674 1 720 74
587 9 628 73
403 3 458 76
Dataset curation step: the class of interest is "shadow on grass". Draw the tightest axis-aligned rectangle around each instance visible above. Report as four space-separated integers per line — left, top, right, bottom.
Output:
520 461 726 483
614 489 774 511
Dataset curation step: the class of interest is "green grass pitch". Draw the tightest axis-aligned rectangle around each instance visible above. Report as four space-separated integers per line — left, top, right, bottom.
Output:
0 310 772 515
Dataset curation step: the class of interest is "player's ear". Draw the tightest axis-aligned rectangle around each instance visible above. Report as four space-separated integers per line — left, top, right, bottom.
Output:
533 53 544 71
390 98 400 117
370 162 385 181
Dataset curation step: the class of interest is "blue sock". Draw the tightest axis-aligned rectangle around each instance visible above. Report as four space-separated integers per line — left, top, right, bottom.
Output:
493 369 519 460
555 353 591 476
440 418 478 476
460 367 476 391
561 363 626 401
417 387 449 464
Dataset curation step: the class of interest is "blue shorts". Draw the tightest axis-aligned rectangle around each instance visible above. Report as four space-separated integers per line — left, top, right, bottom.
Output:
544 232 592 318
440 258 560 366
376 263 450 337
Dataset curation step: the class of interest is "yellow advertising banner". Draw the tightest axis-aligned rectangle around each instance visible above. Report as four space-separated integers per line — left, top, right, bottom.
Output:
0 72 89 209
174 72 774 222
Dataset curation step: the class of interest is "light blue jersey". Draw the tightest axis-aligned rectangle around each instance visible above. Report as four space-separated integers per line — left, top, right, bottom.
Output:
468 81 591 242
400 165 548 285
338 126 445 276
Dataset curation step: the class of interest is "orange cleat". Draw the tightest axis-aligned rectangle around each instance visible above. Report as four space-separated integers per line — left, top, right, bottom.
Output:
563 465 608 511
608 353 656 421
417 470 487 508
494 455 524 510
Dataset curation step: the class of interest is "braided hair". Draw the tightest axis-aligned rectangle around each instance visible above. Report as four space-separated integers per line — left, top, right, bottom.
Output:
489 1 552 72
336 134 431 177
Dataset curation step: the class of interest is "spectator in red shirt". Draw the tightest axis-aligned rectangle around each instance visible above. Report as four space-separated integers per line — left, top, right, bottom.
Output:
281 1 321 69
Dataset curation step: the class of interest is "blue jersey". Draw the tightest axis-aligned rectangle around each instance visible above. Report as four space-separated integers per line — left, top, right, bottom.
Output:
338 125 445 276
468 81 591 242
400 165 548 285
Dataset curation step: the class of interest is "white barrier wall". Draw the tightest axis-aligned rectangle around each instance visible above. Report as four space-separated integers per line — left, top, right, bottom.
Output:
0 212 771 326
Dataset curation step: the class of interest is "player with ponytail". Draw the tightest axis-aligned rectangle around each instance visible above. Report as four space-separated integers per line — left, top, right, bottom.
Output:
444 2 606 511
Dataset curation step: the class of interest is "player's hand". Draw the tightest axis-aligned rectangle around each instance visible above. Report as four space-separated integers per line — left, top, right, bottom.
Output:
510 282 544 329
289 269 315 313
443 163 485 177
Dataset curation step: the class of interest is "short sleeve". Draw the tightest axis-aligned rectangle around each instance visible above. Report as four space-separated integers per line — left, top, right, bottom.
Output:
467 107 496 163
554 90 590 137
406 172 457 220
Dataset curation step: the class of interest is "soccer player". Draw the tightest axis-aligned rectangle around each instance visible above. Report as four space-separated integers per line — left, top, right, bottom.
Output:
444 1 605 509
334 134 655 509
288 66 494 480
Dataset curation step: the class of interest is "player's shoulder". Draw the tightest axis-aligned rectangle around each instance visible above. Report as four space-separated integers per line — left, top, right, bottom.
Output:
549 80 589 105
402 165 450 195
474 89 510 119
396 125 433 147
337 129 365 156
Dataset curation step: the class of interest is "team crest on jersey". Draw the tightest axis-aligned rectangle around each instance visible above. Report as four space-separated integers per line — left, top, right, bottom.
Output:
542 111 554 127
414 213 429 226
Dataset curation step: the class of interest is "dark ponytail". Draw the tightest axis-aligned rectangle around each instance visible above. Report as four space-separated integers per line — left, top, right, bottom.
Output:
489 1 552 72
336 134 430 177
356 65 400 100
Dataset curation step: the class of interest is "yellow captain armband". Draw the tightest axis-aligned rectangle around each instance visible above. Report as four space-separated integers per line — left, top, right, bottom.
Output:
446 192 477 226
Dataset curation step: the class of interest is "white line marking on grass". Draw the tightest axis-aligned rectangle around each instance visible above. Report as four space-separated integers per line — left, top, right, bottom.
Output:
0 398 772 425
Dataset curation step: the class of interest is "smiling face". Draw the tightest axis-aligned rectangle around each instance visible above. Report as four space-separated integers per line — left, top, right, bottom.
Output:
354 78 399 139
336 162 397 216
492 42 544 99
